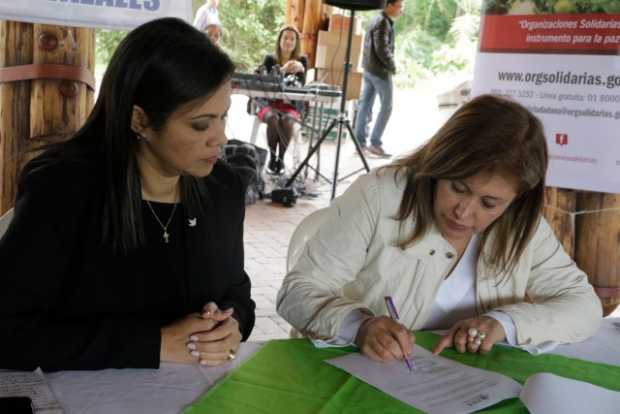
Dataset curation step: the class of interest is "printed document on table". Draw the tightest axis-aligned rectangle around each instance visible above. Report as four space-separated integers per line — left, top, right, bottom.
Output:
326 347 522 414
520 372 620 414
0 368 63 413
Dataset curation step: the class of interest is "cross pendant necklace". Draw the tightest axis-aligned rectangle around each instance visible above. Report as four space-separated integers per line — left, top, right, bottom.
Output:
146 200 178 244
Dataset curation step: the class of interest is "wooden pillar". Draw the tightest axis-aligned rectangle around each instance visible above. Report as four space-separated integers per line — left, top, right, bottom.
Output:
0 21 33 215
575 192 620 316
0 22 94 215
286 0 305 29
543 187 577 257
300 0 321 67
544 187 620 316
30 25 95 141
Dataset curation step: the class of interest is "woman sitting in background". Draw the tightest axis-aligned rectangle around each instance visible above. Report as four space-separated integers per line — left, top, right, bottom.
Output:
277 95 601 363
0 18 255 371
255 25 307 175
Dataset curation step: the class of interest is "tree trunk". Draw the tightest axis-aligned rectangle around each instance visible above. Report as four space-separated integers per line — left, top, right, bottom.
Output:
575 192 620 316
0 22 94 215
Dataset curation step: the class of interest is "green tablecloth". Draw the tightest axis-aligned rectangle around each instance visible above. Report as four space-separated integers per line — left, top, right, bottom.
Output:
185 332 620 413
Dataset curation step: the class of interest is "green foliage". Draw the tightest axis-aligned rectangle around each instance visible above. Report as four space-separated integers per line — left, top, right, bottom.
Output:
95 29 127 66
95 0 283 70
93 0 482 88
393 0 481 87
194 0 284 71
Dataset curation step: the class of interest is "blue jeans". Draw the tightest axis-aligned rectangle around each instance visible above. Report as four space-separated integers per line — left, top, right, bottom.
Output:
354 71 393 148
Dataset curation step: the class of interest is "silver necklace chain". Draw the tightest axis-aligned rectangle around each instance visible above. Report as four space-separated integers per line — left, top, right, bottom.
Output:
145 200 178 243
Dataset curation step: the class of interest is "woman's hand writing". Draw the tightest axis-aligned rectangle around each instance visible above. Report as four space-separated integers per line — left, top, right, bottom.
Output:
354 316 414 363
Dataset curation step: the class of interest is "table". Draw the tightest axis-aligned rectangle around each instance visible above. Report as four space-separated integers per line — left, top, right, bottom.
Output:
33 319 620 413
44 343 261 414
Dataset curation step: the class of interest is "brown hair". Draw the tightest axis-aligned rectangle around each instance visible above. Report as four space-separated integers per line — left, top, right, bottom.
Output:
388 94 548 276
275 25 302 66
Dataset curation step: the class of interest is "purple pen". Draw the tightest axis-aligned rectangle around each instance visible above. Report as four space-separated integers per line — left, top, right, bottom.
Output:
384 296 413 372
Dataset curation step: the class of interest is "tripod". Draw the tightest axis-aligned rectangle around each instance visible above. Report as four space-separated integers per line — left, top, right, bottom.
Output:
285 9 370 199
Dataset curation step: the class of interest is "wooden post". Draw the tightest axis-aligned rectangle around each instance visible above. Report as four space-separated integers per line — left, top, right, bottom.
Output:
0 21 34 215
0 22 94 215
575 192 620 316
543 187 577 257
545 187 620 316
286 0 305 29
30 25 95 140
300 0 321 67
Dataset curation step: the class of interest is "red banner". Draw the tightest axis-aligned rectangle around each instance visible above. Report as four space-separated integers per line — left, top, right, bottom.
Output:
480 14 620 55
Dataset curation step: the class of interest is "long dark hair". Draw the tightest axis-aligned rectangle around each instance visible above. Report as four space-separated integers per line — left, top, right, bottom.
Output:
275 25 302 66
388 94 548 275
21 17 235 254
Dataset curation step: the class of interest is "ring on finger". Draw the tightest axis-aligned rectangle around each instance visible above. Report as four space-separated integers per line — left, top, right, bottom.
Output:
467 328 478 338
227 349 236 361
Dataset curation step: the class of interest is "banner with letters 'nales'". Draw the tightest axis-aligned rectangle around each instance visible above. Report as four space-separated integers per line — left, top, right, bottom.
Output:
0 0 192 30
472 0 620 193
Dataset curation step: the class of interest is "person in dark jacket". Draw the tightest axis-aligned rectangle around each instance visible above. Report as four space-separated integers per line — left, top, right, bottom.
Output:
0 18 255 371
255 25 308 175
354 0 403 158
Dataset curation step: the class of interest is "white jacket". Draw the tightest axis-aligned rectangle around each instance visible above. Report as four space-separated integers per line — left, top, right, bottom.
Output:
277 169 602 346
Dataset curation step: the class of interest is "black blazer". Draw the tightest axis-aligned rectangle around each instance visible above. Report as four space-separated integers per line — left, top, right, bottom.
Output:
0 158 255 371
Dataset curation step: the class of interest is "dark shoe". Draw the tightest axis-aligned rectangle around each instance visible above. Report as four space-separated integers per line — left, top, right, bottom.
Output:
368 145 392 158
267 157 279 174
275 158 285 175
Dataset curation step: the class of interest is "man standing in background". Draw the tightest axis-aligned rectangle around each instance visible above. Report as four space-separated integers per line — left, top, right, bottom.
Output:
354 0 403 158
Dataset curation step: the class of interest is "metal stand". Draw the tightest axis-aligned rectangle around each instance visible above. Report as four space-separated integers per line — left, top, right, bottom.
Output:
285 9 370 199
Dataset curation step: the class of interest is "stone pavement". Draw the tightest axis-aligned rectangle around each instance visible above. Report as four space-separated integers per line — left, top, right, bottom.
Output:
244 196 329 342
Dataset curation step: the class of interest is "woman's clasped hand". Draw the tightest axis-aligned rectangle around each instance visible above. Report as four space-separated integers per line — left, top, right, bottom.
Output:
161 302 241 366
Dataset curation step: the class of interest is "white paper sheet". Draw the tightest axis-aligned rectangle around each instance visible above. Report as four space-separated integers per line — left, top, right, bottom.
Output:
548 318 620 366
326 346 522 414
493 317 620 366
0 368 63 414
520 373 620 414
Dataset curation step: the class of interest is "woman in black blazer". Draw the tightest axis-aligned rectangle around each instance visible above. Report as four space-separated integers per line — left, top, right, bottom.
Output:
0 18 255 371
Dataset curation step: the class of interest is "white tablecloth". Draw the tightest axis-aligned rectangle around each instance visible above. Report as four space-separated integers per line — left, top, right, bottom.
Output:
45 343 262 414
8 318 620 414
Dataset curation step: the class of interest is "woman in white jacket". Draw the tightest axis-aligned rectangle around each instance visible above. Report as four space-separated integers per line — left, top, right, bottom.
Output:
277 94 601 363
